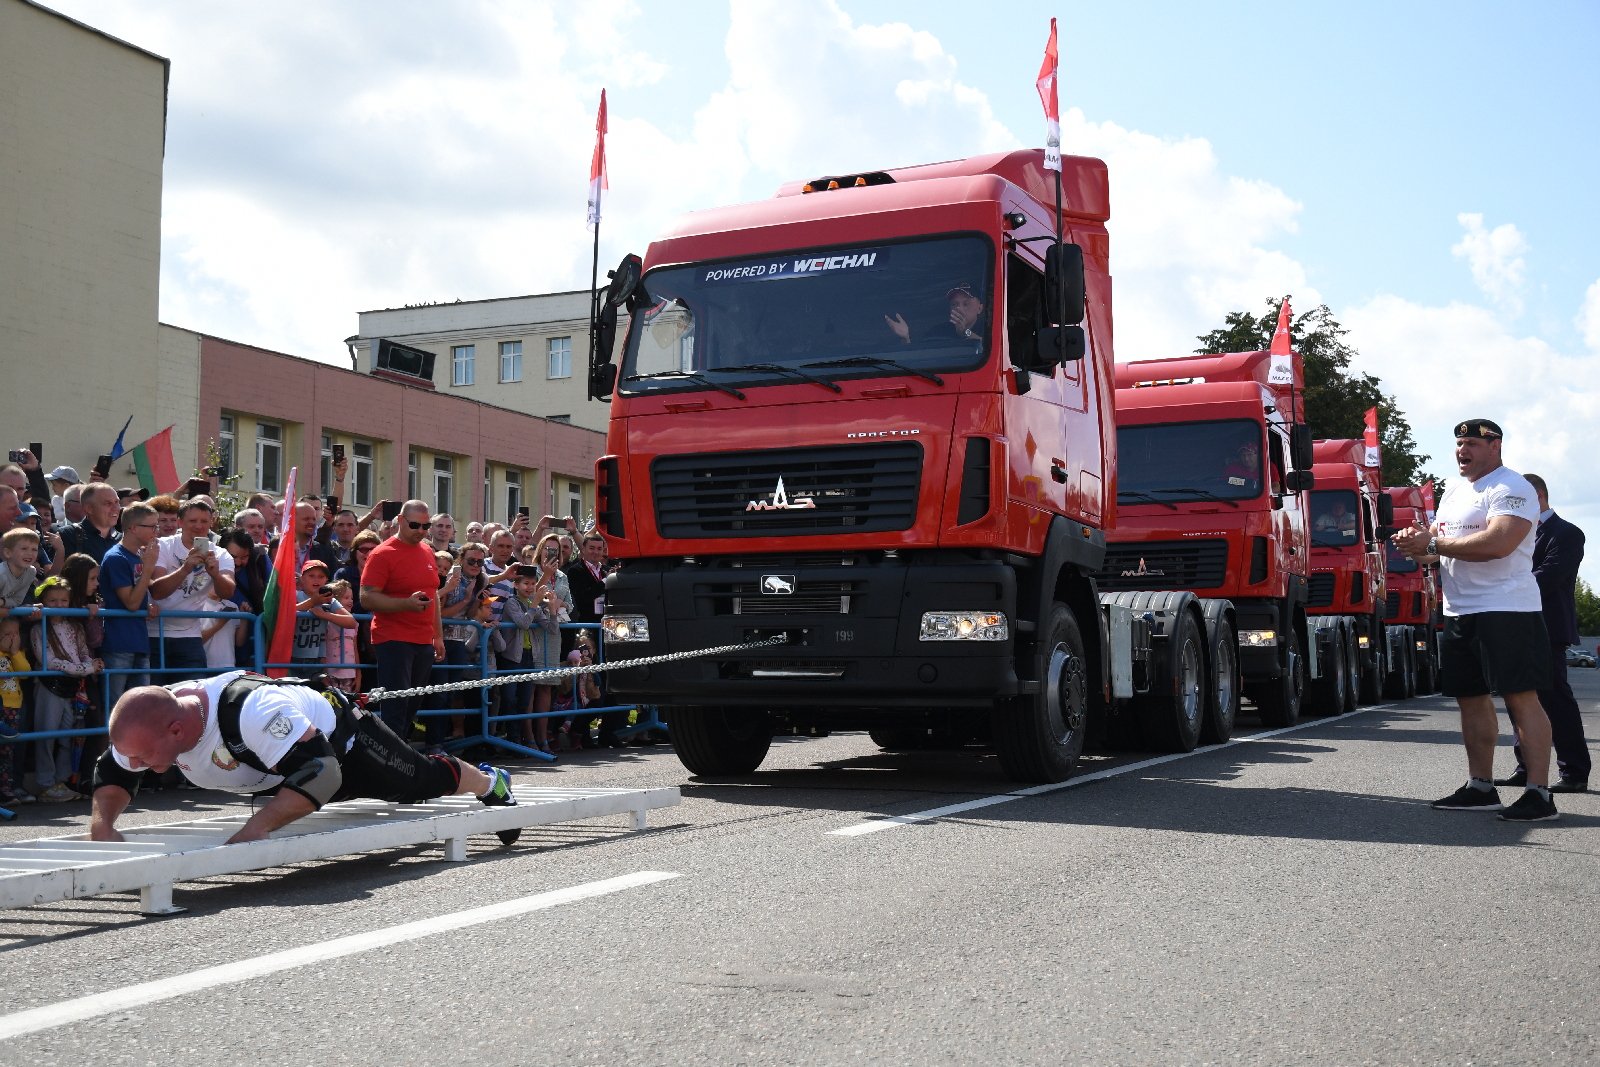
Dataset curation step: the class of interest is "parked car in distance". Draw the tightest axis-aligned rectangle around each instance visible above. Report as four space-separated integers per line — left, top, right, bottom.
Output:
1564 646 1597 669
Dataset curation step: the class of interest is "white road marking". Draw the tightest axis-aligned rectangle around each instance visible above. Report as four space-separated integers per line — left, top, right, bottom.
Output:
830 703 1397 836
0 870 680 1041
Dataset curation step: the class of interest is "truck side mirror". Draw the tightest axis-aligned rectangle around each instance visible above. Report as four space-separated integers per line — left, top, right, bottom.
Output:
589 361 618 400
1044 243 1085 326
1290 424 1314 470
1377 492 1395 526
1284 470 1315 493
1035 325 1086 364
1375 524 1398 540
606 254 642 309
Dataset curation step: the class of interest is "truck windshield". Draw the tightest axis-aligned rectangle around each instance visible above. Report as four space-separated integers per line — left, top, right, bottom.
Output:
1116 419 1265 503
1311 490 1361 547
1385 542 1419 573
620 235 993 392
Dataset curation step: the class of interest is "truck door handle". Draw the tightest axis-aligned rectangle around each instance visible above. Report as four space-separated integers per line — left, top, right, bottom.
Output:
1050 459 1068 483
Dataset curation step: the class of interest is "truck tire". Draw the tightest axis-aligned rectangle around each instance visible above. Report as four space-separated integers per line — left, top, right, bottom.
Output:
1254 626 1304 727
1307 626 1347 717
994 602 1088 782
1134 608 1204 752
1200 617 1239 744
1357 616 1384 705
1341 624 1360 714
868 728 923 751
1415 631 1437 694
1384 632 1415 699
668 706 773 776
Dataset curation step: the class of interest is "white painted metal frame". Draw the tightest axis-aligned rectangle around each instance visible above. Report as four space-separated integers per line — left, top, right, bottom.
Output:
0 784 679 915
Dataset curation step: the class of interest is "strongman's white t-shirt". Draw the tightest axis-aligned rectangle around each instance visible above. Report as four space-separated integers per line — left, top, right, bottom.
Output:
1434 466 1541 616
113 671 339 792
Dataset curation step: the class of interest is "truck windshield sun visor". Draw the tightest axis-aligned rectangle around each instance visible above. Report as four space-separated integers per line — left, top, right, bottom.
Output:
620 235 993 394
1116 419 1267 504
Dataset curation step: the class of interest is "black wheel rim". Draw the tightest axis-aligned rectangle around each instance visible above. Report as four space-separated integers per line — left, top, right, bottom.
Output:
1045 643 1087 747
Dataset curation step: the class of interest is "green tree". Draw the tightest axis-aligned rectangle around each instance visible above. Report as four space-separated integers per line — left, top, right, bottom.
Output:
1195 297 1435 488
1576 578 1600 638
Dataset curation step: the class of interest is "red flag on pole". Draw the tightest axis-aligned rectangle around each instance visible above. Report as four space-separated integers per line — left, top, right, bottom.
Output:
586 89 608 232
1421 480 1436 522
1036 19 1060 172
258 466 299 677
1268 297 1294 386
1363 407 1381 469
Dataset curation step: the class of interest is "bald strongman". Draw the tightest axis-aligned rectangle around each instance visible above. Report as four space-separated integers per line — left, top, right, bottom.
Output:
89 670 517 844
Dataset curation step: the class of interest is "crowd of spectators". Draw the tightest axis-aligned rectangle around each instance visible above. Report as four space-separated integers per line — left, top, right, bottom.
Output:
0 448 629 810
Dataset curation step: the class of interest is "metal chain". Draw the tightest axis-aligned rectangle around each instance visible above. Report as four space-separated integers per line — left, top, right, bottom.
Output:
364 634 790 702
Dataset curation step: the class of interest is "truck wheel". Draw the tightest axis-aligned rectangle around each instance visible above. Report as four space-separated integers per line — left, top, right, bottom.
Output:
1357 618 1384 705
1255 626 1304 727
994 603 1088 782
1135 609 1204 752
1341 625 1360 713
668 706 773 776
1307 627 1347 717
1415 631 1437 694
869 728 923 751
1384 632 1415 699
1200 617 1239 744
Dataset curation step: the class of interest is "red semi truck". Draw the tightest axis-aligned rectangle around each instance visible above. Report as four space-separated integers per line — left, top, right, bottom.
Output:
1308 439 1398 703
1383 485 1441 694
589 149 1234 782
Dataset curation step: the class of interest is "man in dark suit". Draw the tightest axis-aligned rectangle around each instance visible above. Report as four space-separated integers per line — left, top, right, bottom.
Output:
564 532 627 746
1498 474 1590 791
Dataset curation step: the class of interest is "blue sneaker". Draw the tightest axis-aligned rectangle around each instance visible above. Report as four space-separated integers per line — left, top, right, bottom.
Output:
0 722 18 740
476 764 517 807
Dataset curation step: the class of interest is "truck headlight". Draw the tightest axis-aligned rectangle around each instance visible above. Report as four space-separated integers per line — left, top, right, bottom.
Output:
919 612 1008 641
601 615 650 643
1237 629 1276 647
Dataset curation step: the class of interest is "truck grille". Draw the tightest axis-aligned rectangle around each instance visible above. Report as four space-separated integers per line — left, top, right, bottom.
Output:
1095 539 1228 591
652 443 922 538
1308 572 1336 608
1385 591 1401 619
703 579 860 616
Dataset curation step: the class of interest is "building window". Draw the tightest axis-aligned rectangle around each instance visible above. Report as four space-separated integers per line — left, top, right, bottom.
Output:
256 422 283 493
567 480 583 521
218 416 234 481
499 341 523 383
547 336 571 379
505 469 521 524
451 345 475 387
433 456 453 517
483 467 492 522
351 440 374 507
407 451 418 501
319 435 333 497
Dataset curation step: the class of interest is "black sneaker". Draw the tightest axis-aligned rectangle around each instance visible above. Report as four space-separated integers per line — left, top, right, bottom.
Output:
1432 782 1503 811
1498 789 1559 822
1493 769 1527 787
476 764 518 807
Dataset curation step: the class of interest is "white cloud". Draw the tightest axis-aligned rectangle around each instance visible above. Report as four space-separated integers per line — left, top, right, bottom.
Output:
1451 213 1529 315
1578 278 1600 353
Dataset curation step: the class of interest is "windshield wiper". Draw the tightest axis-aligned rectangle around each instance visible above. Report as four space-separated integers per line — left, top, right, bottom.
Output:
622 371 746 400
709 363 841 393
1150 487 1241 508
1117 490 1179 511
802 356 945 386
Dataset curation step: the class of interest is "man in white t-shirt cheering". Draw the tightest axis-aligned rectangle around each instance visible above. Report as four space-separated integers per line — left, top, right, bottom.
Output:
1393 418 1558 822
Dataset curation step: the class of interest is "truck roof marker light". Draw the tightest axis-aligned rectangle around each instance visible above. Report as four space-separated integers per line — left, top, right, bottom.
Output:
828 180 840 189
855 176 867 186
802 183 815 193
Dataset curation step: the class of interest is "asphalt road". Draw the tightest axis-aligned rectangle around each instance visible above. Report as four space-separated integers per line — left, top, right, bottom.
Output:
2 672 1598 1066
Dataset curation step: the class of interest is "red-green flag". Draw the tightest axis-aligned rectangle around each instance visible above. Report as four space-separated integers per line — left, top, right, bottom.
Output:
129 427 181 495
257 466 298 677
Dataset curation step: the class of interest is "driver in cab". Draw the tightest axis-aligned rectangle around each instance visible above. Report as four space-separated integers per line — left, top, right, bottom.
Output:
885 283 985 352
1222 442 1262 490
1316 499 1358 537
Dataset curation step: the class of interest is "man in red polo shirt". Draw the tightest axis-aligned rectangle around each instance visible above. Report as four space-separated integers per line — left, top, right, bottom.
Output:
360 499 446 739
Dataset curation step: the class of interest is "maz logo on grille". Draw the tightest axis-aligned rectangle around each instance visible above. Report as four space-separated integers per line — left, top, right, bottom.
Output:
760 574 796 595
746 476 815 512
1120 557 1165 577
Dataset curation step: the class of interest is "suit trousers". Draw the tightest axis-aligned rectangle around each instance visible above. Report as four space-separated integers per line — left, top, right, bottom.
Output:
1511 642 1593 780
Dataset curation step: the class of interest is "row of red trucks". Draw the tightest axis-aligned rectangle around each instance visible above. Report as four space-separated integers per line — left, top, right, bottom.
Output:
587 148 1439 782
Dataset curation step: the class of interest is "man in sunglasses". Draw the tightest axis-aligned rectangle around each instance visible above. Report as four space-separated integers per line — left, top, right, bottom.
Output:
360 500 447 739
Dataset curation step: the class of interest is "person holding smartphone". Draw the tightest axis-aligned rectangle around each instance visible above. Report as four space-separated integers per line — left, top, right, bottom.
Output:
147 497 234 674
360 499 446 740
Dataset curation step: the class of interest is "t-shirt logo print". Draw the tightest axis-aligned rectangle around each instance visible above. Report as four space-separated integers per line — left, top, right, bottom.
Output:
211 744 240 771
265 713 295 740
1505 495 1527 509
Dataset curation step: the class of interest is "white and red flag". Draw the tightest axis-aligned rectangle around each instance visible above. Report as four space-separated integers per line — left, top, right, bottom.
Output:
1363 407 1381 469
1421 480 1436 523
586 89 608 231
1036 18 1060 172
1267 296 1294 385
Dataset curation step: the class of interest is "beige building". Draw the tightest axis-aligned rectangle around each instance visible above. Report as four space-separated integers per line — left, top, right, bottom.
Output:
352 290 623 434
0 0 197 482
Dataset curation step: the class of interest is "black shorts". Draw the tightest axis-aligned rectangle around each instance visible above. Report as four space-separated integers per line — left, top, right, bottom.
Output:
1439 611 1551 698
332 706 463 804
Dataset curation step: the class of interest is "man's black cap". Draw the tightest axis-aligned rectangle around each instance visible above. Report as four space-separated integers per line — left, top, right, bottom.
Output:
1453 419 1503 440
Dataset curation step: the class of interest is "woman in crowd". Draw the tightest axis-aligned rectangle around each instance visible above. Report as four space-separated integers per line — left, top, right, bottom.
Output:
334 529 381 690
437 541 490 747
221 529 263 669
59 552 107 775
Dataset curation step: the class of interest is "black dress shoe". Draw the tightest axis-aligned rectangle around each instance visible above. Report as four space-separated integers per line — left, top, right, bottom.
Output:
1494 769 1527 787
1549 777 1589 794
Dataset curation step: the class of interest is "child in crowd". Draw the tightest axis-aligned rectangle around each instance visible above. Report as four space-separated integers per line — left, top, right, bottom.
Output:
0 527 41 619
59 553 105 781
493 566 556 753
323 580 360 693
29 576 99 802
291 561 354 679
0 617 31 806
552 631 603 750
199 596 240 669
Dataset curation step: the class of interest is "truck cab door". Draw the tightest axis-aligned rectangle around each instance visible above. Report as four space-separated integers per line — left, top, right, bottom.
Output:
1004 252 1067 518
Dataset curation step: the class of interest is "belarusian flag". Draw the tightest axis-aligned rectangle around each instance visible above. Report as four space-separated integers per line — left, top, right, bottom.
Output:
129 426 181 495
257 466 299 677
1036 19 1060 172
586 89 608 231
1363 407 1381 469
1267 297 1294 386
